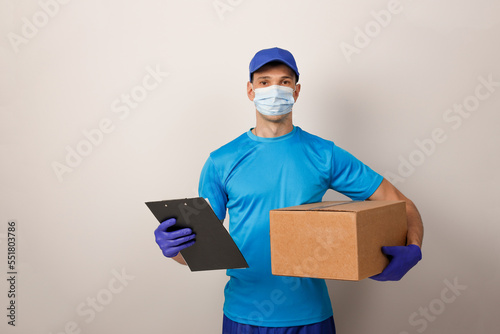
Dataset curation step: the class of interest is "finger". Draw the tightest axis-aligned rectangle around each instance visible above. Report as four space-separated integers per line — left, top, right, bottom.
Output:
176 240 196 252
167 228 194 240
156 218 177 233
163 233 196 247
163 240 196 257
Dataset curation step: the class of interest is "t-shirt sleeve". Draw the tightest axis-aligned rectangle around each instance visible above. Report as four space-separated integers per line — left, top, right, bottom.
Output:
329 144 383 200
198 155 228 220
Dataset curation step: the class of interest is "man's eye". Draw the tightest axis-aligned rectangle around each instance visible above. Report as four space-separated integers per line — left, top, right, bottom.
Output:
260 82 267 85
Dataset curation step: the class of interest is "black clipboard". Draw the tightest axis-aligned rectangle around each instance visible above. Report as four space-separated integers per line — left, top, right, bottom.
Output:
146 197 248 271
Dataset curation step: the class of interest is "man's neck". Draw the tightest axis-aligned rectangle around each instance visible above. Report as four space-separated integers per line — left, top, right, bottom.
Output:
252 112 294 138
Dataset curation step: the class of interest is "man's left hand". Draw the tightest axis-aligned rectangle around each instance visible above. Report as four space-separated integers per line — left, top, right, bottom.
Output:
370 244 422 281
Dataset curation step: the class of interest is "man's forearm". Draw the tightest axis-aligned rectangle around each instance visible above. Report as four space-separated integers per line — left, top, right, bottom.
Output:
368 178 424 248
172 253 187 265
405 199 424 248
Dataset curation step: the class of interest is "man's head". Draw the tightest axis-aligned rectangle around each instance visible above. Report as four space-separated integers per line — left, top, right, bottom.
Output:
249 47 299 83
247 48 301 121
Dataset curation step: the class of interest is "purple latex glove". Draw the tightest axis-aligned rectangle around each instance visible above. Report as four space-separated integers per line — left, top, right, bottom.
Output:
154 218 196 258
370 244 422 281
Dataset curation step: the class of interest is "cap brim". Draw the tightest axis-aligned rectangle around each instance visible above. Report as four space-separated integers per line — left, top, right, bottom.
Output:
250 59 299 81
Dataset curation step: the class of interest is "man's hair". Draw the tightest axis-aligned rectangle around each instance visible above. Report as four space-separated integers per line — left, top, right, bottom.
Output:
250 61 298 83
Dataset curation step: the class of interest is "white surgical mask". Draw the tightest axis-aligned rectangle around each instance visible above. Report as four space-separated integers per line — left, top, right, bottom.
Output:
252 85 295 116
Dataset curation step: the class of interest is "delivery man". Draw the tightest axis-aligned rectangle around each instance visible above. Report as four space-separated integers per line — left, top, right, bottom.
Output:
154 47 424 334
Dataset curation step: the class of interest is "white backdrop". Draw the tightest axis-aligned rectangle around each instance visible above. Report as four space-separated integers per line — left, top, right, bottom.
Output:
1 0 499 333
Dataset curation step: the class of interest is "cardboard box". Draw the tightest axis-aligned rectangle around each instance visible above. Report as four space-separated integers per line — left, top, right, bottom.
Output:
270 200 407 281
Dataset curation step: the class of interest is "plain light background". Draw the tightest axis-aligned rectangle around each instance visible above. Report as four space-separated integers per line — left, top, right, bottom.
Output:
1 0 499 333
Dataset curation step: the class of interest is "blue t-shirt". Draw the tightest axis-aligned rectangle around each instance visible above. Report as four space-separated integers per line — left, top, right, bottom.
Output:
198 126 383 327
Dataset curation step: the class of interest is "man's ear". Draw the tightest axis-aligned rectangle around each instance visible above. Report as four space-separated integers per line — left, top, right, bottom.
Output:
247 81 255 101
293 83 301 102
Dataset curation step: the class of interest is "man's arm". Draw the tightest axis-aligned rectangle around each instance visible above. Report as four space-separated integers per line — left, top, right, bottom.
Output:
368 178 423 247
367 178 423 281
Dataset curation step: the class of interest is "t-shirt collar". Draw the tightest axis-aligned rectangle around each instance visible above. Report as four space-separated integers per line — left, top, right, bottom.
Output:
247 125 297 142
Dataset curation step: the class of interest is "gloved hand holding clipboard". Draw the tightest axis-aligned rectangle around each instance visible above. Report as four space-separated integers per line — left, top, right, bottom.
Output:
147 197 248 271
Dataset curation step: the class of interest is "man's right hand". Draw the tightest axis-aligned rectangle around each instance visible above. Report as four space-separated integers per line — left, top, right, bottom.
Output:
154 218 196 258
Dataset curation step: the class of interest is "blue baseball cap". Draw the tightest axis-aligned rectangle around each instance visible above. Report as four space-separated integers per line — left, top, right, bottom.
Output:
249 47 300 82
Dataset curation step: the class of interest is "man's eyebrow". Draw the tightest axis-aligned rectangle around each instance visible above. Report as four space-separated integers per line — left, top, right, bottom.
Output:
255 75 293 80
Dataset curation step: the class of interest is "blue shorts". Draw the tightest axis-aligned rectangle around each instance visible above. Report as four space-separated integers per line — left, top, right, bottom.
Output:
222 314 336 334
